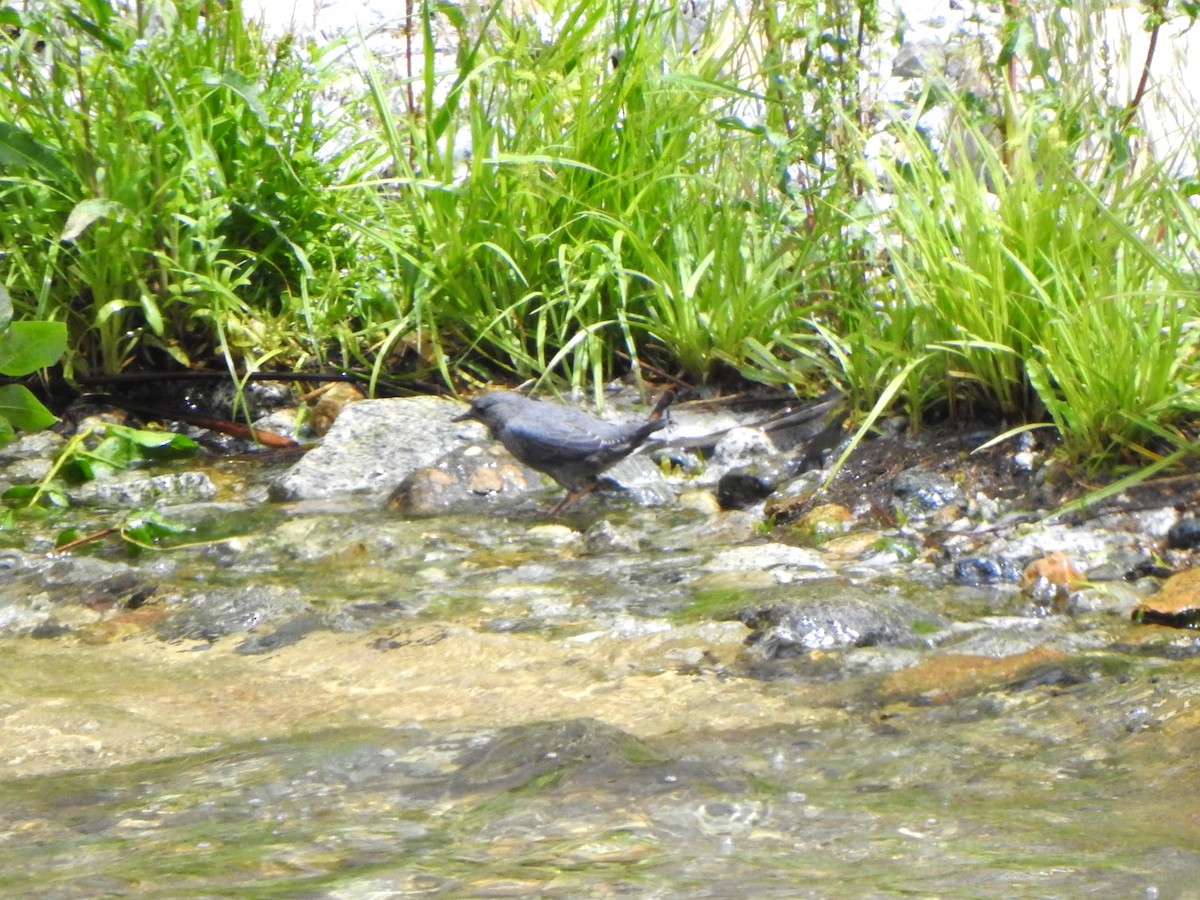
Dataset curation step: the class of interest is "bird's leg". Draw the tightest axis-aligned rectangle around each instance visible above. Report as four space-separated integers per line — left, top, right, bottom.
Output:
549 483 597 515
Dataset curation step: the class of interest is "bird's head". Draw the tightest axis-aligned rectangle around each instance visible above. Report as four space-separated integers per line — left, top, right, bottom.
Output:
452 391 527 434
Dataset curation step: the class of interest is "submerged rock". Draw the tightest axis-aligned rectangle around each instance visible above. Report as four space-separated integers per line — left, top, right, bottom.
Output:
156 585 314 643
737 588 936 659
0 550 158 637
953 555 1022 585
66 471 217 508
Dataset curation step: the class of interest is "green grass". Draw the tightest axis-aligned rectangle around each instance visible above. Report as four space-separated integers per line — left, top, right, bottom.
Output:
2 0 1200 476
352 0 848 396
0 0 387 377
859 99 1200 465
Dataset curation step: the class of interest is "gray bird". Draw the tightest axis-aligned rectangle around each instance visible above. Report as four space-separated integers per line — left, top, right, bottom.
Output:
453 390 668 513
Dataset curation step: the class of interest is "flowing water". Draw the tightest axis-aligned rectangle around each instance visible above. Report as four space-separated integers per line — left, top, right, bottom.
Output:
2 466 1199 897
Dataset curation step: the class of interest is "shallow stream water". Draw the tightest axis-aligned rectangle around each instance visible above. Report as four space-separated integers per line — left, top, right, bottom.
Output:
3 461 1199 897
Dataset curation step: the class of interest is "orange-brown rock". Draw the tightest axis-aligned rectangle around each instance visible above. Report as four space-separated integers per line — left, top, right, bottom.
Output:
790 503 853 545
1133 567 1200 628
880 647 1071 704
305 382 366 436
1021 552 1086 590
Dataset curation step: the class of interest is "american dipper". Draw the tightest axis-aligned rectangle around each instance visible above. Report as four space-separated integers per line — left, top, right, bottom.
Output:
453 390 668 513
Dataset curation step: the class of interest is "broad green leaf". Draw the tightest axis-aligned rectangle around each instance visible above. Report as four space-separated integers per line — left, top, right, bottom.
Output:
0 284 11 331
55 528 82 549
0 123 74 185
82 434 141 471
0 415 12 445
199 68 270 129
103 423 198 452
0 321 67 376
60 198 126 243
123 509 189 545
0 384 57 431
139 294 164 336
5 483 67 507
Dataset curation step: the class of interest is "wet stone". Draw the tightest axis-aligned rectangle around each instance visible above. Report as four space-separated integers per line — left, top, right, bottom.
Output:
235 612 327 654
389 444 543 514
0 430 65 486
988 523 1141 569
954 555 1023 585
584 520 645 554
1133 568 1200 629
65 470 217 508
762 470 824 522
934 617 1106 657
789 503 853 544
1167 515 1200 550
703 543 828 582
596 455 675 507
156 585 313 643
709 426 779 473
737 588 936 658
0 552 158 637
892 467 967 520
716 457 796 510
880 647 1074 703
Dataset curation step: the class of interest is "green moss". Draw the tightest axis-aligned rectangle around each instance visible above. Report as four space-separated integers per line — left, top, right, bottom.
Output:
670 588 752 624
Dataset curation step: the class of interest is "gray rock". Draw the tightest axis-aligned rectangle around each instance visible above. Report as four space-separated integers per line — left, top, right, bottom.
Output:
390 444 545 514
891 38 948 78
0 431 65 487
157 585 313 643
892 468 967 520
738 589 935 658
716 457 796 510
710 426 778 472
597 455 675 507
987 523 1142 569
66 470 217 508
270 396 470 502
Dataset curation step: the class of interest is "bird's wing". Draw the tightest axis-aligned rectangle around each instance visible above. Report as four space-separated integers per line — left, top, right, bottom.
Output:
501 414 620 458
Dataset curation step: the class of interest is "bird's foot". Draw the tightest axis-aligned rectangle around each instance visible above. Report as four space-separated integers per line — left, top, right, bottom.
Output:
549 484 597 515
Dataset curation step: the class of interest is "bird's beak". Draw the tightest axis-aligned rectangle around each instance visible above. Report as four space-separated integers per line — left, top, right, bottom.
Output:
452 408 476 423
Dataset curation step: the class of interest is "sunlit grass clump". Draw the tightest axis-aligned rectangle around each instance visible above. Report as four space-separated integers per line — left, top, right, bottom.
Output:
0 0 387 376
356 0 845 393
840 102 1200 467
